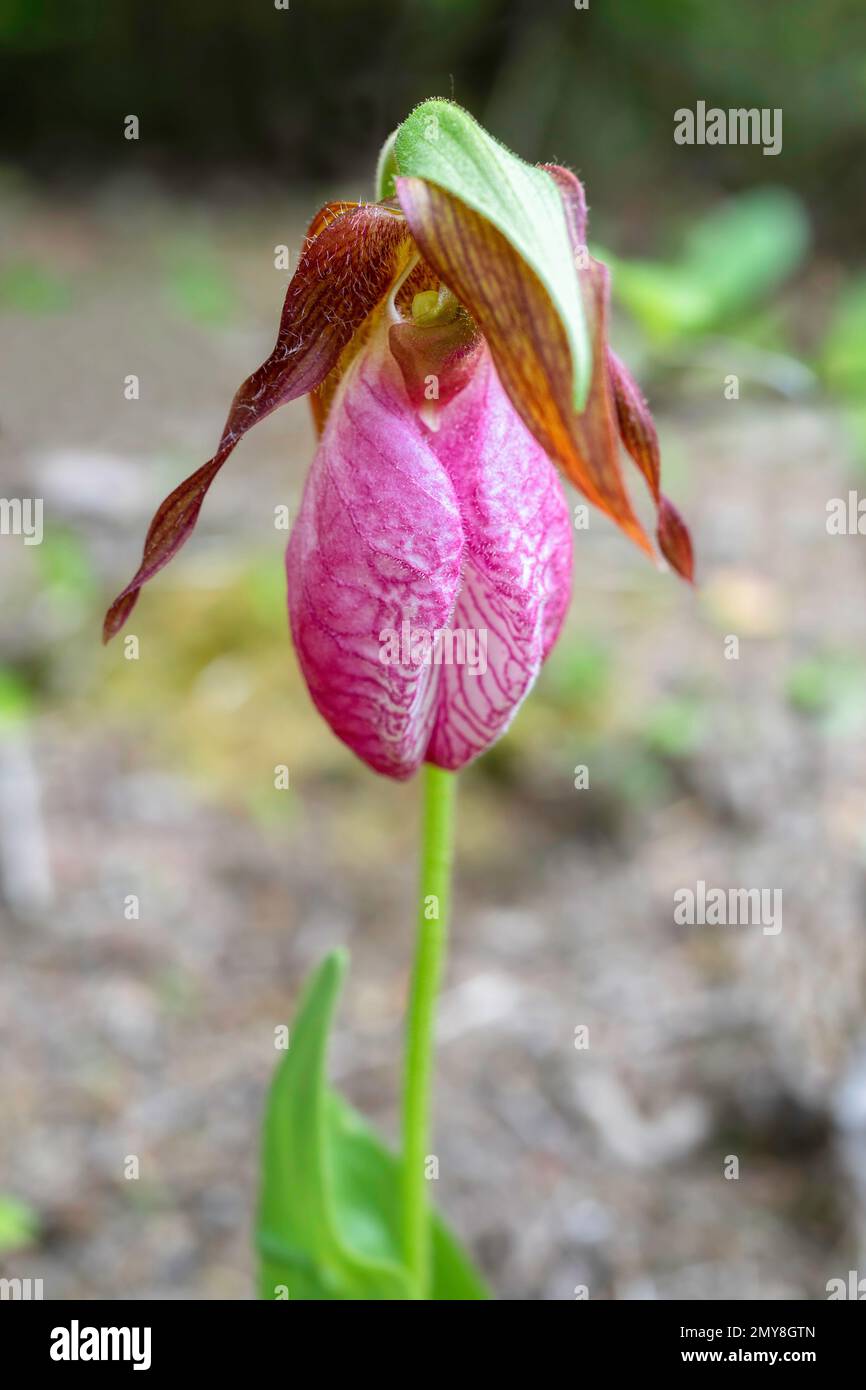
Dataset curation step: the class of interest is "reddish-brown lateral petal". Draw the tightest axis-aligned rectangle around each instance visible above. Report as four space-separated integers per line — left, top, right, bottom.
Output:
395 174 653 560
542 165 588 251
552 180 693 586
309 257 443 437
103 458 222 641
303 199 361 239
309 321 371 439
608 348 661 501
657 495 695 582
309 356 343 438
608 348 694 582
102 200 413 641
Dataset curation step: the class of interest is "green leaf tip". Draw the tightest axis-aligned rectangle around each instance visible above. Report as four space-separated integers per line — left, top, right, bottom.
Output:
391 97 590 411
375 127 400 201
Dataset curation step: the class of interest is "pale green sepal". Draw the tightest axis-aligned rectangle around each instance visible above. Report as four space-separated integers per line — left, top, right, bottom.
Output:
375 126 400 202
393 97 591 411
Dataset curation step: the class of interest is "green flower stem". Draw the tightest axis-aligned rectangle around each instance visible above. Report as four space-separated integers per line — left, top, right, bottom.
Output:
401 763 458 1297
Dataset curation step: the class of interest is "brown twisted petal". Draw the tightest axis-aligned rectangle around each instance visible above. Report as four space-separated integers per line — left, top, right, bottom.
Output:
608 348 694 582
541 165 694 582
607 347 662 498
103 200 413 641
655 495 694 582
394 174 655 563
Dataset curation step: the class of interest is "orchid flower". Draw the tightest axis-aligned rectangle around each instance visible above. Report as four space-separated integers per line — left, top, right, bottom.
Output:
103 100 695 1303
103 101 692 783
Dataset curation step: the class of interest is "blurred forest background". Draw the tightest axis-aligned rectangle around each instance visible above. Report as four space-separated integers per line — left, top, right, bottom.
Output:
2 0 866 1299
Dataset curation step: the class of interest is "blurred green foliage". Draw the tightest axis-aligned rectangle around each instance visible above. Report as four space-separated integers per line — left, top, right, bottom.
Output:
821 278 866 395
0 668 33 729
643 694 709 759
605 190 809 343
0 261 71 313
819 277 866 470
0 1194 39 1254
163 243 236 326
787 653 866 732
38 527 99 606
1 0 864 256
541 636 612 716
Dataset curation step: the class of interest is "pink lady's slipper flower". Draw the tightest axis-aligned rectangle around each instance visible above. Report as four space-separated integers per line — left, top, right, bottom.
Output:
104 102 692 780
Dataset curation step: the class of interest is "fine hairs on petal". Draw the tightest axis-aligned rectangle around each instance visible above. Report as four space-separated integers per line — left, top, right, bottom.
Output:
103 201 413 641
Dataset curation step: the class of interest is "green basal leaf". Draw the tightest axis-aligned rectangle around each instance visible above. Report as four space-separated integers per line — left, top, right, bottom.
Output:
392 98 591 411
257 951 489 1301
